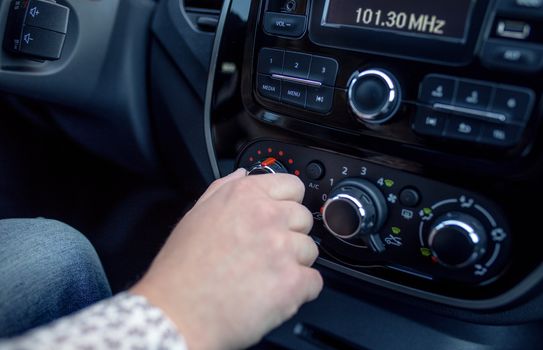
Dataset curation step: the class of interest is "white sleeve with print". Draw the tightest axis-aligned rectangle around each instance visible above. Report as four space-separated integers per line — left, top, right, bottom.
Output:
0 293 188 350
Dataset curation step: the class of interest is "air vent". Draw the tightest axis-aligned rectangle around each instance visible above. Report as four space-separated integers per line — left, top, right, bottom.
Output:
184 0 223 32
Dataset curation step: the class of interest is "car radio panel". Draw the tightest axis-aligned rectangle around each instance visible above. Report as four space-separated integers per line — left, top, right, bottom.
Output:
207 0 543 305
251 0 543 154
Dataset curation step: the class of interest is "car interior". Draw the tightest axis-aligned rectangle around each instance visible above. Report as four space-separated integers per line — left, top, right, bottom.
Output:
1 0 543 348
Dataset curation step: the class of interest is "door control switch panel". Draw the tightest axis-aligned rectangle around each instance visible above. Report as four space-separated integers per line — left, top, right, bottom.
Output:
3 0 70 60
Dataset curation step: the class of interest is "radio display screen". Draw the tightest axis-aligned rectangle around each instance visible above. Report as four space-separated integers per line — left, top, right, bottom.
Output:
323 0 475 41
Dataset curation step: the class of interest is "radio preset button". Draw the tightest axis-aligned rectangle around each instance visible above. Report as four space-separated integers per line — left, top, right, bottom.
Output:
492 87 534 123
263 12 307 38
480 124 522 147
257 48 284 75
455 82 493 110
283 51 311 79
306 86 334 113
413 108 447 137
444 117 483 142
309 56 339 86
281 81 307 107
420 76 456 105
257 74 281 101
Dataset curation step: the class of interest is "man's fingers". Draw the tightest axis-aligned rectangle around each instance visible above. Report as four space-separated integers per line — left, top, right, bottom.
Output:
197 169 247 204
282 202 314 234
249 174 306 203
298 267 324 303
288 233 319 267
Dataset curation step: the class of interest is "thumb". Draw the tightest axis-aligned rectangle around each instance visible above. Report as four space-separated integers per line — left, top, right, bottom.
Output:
196 168 247 204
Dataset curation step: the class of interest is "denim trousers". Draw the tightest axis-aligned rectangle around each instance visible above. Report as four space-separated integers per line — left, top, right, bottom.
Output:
0 218 112 337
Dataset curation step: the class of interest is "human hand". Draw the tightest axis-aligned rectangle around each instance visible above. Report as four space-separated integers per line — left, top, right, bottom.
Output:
132 169 323 350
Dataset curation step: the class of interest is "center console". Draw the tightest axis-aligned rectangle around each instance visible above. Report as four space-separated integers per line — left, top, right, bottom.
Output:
206 0 543 309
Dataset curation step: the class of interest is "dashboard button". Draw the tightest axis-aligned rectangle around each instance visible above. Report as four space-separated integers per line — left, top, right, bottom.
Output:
306 162 325 180
399 188 421 208
25 0 70 34
444 117 483 142
481 40 543 72
413 108 447 136
19 25 65 60
281 81 307 107
455 81 493 110
257 48 284 75
257 74 281 101
306 86 334 113
309 56 339 86
263 12 307 38
480 124 522 147
283 51 311 78
491 87 534 124
419 75 456 105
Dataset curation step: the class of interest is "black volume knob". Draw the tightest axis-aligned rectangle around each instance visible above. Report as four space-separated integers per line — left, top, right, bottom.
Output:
347 69 401 124
322 179 388 252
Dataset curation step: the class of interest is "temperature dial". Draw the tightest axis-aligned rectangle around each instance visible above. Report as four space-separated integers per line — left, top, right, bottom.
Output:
247 158 288 175
322 179 388 252
347 69 401 124
428 212 488 269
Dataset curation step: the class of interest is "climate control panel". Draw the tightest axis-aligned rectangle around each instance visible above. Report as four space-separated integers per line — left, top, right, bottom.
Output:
237 140 512 298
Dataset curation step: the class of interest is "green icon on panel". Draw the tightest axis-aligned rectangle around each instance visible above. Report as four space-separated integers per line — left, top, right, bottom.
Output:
384 179 395 188
391 227 401 235
423 208 432 215
420 248 432 257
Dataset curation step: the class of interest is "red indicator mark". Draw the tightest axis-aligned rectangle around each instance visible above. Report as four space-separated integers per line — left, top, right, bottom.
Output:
268 147 273 153
431 256 439 264
249 156 254 162
278 151 285 157
261 157 277 167
294 170 301 176
288 159 294 165
257 150 262 155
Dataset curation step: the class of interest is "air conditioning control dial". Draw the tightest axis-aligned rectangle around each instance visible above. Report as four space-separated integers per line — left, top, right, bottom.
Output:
428 212 488 269
322 178 388 252
247 158 288 175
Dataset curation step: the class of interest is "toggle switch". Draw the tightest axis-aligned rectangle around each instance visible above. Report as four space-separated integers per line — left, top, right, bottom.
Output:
3 0 70 60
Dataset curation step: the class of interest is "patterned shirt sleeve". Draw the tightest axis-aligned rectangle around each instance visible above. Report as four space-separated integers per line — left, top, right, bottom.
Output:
0 292 188 350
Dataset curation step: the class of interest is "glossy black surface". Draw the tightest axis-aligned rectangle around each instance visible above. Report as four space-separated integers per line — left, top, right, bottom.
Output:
208 0 543 307
237 140 513 298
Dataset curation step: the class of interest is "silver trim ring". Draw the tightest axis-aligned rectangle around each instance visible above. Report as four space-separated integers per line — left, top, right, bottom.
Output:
428 219 482 269
248 165 277 175
322 194 366 240
348 69 398 122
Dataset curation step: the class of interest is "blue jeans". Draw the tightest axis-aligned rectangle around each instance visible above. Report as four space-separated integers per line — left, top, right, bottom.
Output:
0 218 112 337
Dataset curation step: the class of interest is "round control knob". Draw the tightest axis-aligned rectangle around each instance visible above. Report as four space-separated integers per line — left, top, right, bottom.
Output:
322 179 388 252
247 157 287 175
428 212 487 269
347 69 401 124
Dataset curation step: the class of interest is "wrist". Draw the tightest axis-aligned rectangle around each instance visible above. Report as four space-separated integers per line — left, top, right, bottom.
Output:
130 279 217 350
